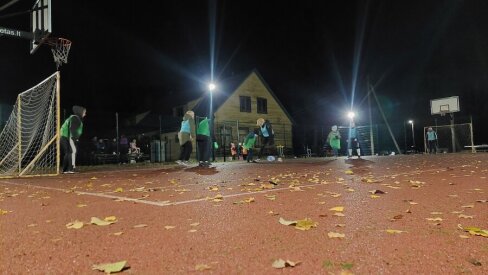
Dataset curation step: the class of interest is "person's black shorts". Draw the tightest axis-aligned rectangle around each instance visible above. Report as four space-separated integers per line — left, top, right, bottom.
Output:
348 138 360 149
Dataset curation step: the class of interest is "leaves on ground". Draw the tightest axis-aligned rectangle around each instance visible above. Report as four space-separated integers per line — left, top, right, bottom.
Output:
272 259 300 269
386 229 407 234
114 187 124 193
113 232 123 236
195 264 212 271
264 194 276 201
368 190 385 194
426 217 443 222
133 224 148 228
458 214 474 219
344 170 354 175
295 218 318 230
329 206 344 212
92 260 127 274
233 197 255 204
279 217 297 226
333 213 346 217
458 224 488 237
66 220 84 229
164 226 176 230
328 232 345 238
91 217 117 226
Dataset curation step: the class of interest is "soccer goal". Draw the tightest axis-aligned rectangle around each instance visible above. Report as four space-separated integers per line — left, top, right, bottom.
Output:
0 72 60 178
423 123 474 154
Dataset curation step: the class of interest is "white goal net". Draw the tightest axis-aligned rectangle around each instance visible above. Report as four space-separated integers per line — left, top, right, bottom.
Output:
0 72 60 178
423 123 474 153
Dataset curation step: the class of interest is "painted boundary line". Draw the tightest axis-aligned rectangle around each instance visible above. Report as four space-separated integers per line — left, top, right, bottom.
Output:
0 164 469 208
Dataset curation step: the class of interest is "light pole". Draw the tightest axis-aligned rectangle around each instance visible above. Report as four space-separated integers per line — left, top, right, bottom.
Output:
408 120 415 150
208 83 216 161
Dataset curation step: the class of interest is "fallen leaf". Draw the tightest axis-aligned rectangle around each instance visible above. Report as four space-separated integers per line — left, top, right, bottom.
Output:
188 229 197 233
408 202 418 205
341 263 354 270
328 232 345 238
476 199 487 203
329 206 344 212
27 223 38 227
90 177 98 180
459 235 470 239
91 217 115 226
264 194 276 200
461 205 474 208
272 259 300 269
0 209 11 215
392 215 403 220
76 204 87 208
195 264 212 271
133 224 148 228
334 213 346 217
335 224 346 227
370 195 381 199
92 261 127 274
405 209 412 213
468 259 482 266
279 217 297 226
295 218 318 231
66 220 84 229
113 232 123 236
104 216 117 222
426 217 443 222
164 226 176 230
114 187 124 193
344 170 354 175
386 229 407 234
369 190 385 194
318 201 326 205
458 214 474 219
346 188 355 192
190 222 200 227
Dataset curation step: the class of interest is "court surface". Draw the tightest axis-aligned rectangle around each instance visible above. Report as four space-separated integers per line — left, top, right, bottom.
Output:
1 154 487 274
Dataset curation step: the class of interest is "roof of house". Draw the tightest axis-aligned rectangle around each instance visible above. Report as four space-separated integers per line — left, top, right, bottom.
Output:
192 69 294 124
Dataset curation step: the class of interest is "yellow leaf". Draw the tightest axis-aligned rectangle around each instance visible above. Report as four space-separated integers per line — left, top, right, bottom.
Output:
0 209 10 215
430 212 443 215
104 216 117 222
114 187 124 193
344 170 354 175
264 194 276 200
318 201 326 205
91 217 115 226
386 229 407 234
459 235 470 239
408 202 418 205
164 226 176 230
113 232 123 236
190 222 200 227
426 217 443 222
329 206 344 212
188 229 197 233
90 177 98 180
335 224 346 227
272 259 299 269
279 217 297 226
327 232 345 238
295 218 318 231
66 220 84 229
461 205 474 208
458 214 473 219
76 204 87 208
334 213 346 217
92 261 127 273
133 224 148 228
195 264 211 271
370 195 381 199
346 188 355 192
27 223 38 227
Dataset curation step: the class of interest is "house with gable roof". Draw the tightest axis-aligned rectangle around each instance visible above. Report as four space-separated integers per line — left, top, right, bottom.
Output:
161 69 294 160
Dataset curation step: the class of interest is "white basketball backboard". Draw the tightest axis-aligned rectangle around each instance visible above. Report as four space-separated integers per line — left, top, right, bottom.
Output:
30 0 51 54
430 96 459 115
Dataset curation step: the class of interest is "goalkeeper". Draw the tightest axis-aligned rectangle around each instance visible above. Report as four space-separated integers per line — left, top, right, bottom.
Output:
60 106 86 173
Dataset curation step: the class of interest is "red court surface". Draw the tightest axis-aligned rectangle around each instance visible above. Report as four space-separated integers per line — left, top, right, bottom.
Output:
1 154 487 274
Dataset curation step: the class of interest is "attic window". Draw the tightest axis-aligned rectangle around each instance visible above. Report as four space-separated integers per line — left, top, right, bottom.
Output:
257 97 267 114
240 96 251 113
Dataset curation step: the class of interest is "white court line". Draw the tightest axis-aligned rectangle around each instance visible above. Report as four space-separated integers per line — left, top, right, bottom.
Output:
0 165 466 208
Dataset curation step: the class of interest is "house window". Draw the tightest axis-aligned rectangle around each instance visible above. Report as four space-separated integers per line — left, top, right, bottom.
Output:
257 97 267 114
240 96 251 112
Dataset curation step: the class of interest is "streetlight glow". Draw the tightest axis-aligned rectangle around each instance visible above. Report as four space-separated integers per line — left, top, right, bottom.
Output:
408 120 413 124
347 111 355 119
208 83 216 92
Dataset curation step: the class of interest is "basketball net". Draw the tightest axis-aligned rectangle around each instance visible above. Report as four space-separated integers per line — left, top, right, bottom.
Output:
46 37 72 69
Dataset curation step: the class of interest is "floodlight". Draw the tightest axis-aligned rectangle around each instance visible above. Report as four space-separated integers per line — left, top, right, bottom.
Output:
408 120 413 124
208 83 216 92
347 112 355 119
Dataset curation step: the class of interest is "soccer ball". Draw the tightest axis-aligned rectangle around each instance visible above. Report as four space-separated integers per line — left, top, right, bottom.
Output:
267 156 276 162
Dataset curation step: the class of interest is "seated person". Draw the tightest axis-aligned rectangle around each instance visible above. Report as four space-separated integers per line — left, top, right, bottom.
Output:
129 139 141 154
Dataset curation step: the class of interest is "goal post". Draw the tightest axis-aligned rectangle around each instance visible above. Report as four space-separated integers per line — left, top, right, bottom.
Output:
423 123 474 154
0 72 60 178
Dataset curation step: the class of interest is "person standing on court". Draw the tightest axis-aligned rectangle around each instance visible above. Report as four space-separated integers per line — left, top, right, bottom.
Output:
327 125 341 159
347 121 361 159
60 105 86 173
196 116 212 167
176 110 195 165
256 118 274 161
426 127 438 154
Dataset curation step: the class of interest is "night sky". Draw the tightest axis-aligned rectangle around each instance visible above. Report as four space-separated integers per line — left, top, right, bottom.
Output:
1 0 488 144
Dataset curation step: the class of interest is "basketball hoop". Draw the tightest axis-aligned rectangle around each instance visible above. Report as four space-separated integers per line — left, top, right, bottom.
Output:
45 37 72 69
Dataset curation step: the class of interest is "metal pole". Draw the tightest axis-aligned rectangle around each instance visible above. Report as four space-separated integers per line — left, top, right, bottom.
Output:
159 114 162 162
411 122 415 148
210 92 215 162
236 120 240 158
56 71 61 175
116 112 119 155
222 123 226 162
470 116 475 153
403 120 407 154
450 113 456 153
368 86 375 155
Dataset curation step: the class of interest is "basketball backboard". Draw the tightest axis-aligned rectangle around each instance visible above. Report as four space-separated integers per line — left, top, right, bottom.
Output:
30 0 51 54
430 96 459 115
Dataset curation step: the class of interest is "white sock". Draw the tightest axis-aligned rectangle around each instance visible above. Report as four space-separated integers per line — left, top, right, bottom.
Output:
348 149 352 156
357 149 361 156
